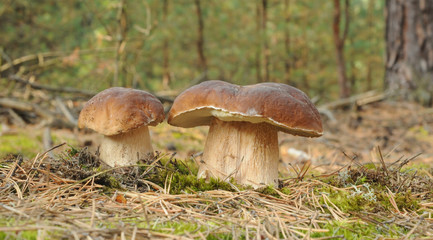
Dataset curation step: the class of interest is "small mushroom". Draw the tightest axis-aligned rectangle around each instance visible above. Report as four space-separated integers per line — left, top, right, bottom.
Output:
78 87 164 167
167 80 322 188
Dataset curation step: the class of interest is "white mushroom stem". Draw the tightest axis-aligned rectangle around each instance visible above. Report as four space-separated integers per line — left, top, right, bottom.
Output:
198 117 279 188
99 125 154 167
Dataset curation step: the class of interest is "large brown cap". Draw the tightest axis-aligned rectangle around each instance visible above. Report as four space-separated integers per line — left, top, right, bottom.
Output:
78 87 165 136
168 80 323 137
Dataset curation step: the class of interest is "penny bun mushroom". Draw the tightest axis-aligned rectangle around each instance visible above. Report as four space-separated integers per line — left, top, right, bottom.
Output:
167 80 322 188
78 87 165 167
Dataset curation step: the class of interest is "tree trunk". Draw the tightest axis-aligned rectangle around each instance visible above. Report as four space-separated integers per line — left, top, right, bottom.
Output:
284 0 291 84
162 0 171 89
262 0 270 82
113 0 127 87
194 0 207 78
385 0 433 106
349 37 356 92
366 0 374 91
332 0 350 98
255 1 262 83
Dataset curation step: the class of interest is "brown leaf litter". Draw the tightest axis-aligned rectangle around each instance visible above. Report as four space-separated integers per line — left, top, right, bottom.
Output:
0 144 432 239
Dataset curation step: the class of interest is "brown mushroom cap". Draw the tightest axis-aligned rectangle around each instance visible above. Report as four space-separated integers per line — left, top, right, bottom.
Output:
78 87 165 136
168 80 323 137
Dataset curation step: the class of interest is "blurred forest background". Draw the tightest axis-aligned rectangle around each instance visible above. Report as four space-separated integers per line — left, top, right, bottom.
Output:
0 0 386 103
2 0 433 106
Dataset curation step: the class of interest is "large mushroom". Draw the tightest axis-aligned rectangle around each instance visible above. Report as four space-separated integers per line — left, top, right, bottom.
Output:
78 87 165 167
167 80 322 188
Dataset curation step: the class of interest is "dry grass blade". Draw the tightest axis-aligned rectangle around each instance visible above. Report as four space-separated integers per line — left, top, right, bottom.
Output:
377 147 389 177
1 147 433 239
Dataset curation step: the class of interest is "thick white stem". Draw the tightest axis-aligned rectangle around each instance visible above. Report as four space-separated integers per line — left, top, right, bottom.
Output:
199 118 279 188
99 125 153 167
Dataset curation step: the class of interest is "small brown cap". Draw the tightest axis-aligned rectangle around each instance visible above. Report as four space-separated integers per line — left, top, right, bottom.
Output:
78 87 165 136
168 80 323 137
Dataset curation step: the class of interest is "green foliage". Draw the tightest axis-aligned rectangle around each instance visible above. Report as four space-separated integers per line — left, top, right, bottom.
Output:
0 0 385 99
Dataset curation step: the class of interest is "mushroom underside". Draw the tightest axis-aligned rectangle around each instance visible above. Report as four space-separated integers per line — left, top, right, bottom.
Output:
99 125 154 167
199 117 279 188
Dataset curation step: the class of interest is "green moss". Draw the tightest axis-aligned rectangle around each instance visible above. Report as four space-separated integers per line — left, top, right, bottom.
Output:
111 218 233 239
0 230 38 240
207 234 232 240
280 187 292 195
99 174 123 190
315 183 386 213
317 187 367 212
65 145 80 157
0 218 59 240
311 219 406 239
172 131 184 139
51 132 79 148
394 191 420 211
362 163 377 170
150 170 236 194
141 157 239 194
152 221 208 234
409 125 430 139
315 180 421 215
0 134 42 158
144 220 233 239
258 185 280 197
402 163 431 173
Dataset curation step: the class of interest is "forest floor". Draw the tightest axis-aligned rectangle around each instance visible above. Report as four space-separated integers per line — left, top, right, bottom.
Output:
1 100 433 239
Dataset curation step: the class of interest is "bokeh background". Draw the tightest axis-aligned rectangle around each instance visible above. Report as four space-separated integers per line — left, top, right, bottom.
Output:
0 0 384 101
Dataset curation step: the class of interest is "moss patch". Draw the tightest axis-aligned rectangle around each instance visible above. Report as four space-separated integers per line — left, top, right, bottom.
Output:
0 230 38 240
144 157 239 194
0 133 42 158
47 149 239 194
315 186 374 213
311 219 406 239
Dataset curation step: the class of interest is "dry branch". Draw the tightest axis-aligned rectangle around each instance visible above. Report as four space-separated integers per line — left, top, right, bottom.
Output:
43 126 54 158
7 108 26 127
0 97 54 121
8 75 96 96
319 90 389 110
0 97 77 129
0 48 116 73
6 75 174 103
55 97 78 125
